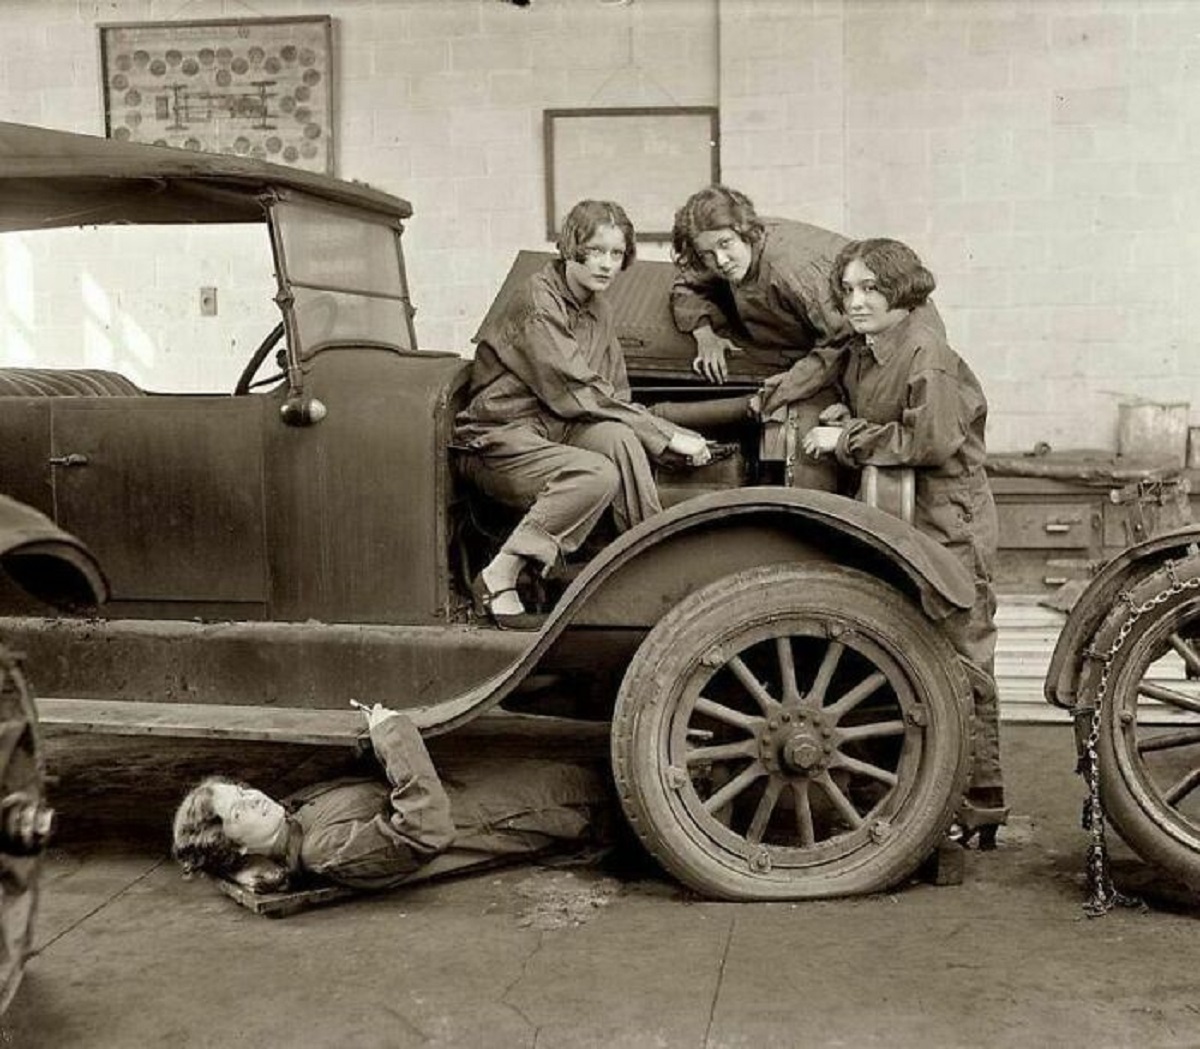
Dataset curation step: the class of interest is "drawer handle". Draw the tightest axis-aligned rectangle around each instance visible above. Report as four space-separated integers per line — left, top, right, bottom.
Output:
1043 522 1075 534
1043 576 1069 586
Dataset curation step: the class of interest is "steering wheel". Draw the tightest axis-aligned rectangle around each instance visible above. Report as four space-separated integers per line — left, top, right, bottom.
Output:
234 322 286 396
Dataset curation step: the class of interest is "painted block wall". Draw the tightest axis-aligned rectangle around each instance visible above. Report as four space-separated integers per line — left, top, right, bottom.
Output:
1 0 1197 455
721 0 1200 454
0 0 717 390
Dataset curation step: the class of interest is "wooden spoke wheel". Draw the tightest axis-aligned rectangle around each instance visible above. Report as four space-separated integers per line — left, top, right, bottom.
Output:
0 644 53 1013
613 564 972 900
1097 566 1200 890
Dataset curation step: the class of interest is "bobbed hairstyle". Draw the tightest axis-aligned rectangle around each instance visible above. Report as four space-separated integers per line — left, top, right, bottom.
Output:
671 185 765 272
172 775 244 877
830 238 936 312
557 200 636 270
171 775 289 891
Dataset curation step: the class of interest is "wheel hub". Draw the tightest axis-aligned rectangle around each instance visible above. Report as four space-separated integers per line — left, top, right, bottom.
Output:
782 735 824 772
758 711 834 775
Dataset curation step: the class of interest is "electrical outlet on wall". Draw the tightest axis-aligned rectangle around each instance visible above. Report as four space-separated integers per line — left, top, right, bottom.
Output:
200 287 218 316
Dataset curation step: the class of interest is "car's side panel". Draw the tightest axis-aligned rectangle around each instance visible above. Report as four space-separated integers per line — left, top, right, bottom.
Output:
0 399 53 516
264 349 471 625
50 397 269 606
3 616 525 713
562 522 824 628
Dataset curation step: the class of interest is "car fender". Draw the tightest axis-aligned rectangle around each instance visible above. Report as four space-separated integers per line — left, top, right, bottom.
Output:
417 487 974 734
0 495 108 611
562 486 974 624
1044 523 1200 711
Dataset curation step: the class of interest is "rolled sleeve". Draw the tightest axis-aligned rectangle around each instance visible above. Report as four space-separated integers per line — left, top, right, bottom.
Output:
369 714 456 857
837 368 968 469
670 272 731 335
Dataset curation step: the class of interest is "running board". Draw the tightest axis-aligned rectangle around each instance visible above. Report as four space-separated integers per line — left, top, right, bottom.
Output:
34 697 610 748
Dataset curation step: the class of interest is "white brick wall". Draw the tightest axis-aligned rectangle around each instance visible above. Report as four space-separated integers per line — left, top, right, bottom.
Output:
1 0 1197 458
722 0 1200 454
0 0 714 379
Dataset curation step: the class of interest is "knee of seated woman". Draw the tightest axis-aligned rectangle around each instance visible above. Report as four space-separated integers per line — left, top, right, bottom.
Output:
582 420 643 456
554 458 619 508
583 456 621 501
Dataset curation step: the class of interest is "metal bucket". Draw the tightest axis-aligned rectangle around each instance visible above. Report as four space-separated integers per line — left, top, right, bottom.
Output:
1117 401 1190 467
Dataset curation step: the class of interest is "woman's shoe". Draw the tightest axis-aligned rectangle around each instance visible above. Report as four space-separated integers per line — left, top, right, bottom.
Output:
954 789 1008 851
470 573 546 631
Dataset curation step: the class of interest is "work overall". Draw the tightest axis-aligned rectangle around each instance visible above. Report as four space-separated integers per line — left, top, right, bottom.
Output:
834 303 1004 804
455 260 676 573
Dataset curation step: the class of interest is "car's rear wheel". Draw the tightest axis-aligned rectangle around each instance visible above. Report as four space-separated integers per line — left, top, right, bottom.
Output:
612 563 972 900
0 645 53 1012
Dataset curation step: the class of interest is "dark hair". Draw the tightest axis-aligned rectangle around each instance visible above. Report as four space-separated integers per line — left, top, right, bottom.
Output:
557 200 636 270
172 775 240 876
830 238 936 312
671 185 765 272
171 775 289 891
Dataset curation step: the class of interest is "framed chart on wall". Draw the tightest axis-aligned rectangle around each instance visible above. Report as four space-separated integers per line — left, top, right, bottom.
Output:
544 107 720 242
98 16 334 174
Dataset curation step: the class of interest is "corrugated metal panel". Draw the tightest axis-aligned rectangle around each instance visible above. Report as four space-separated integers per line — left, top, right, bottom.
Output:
997 594 1199 724
996 596 1068 722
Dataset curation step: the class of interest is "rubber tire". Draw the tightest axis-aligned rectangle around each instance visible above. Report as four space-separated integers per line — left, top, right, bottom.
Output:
612 563 972 900
1097 574 1200 891
0 650 45 1013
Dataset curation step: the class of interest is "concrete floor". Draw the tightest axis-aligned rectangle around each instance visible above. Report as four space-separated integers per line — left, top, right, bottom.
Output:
3 722 1197 1049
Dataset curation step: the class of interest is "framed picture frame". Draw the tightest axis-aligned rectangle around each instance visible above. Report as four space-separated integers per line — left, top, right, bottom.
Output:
543 106 720 242
98 16 334 175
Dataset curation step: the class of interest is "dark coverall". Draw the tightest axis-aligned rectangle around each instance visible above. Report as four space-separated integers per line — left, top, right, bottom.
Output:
831 302 1003 804
670 217 854 490
282 714 609 890
455 259 677 573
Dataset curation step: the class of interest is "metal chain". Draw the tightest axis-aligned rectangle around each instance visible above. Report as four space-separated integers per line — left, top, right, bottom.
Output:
1078 565 1200 916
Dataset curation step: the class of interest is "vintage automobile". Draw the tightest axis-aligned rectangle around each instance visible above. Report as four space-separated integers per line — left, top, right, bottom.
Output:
0 494 106 1010
1045 514 1200 904
0 120 985 902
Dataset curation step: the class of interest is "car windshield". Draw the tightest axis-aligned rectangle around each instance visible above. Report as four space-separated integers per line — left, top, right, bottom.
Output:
270 196 415 358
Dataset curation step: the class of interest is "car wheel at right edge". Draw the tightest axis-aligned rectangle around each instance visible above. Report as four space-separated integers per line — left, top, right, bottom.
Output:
1093 554 1200 890
611 563 973 900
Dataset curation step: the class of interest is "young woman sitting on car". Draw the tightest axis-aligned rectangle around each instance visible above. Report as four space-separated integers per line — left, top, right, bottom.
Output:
453 199 711 629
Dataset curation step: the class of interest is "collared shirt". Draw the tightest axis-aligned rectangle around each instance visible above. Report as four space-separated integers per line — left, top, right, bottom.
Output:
283 714 608 891
455 259 674 456
835 302 988 481
670 217 853 400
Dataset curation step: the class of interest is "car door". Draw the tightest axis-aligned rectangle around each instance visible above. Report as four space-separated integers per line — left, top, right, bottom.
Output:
48 395 268 614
